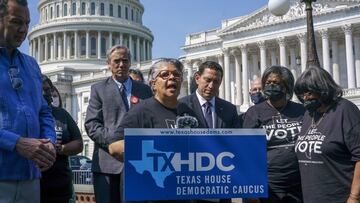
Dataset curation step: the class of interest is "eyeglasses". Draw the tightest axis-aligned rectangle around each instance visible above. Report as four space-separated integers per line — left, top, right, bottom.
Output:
8 65 23 90
155 70 182 81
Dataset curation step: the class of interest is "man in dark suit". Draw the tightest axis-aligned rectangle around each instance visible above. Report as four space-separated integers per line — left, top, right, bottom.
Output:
178 61 240 129
85 45 152 203
178 61 240 203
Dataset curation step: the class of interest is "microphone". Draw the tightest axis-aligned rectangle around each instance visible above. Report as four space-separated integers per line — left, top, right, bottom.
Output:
176 114 199 128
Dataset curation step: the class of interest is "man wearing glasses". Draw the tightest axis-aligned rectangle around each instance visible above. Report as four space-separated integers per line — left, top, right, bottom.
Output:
0 0 57 202
85 45 152 203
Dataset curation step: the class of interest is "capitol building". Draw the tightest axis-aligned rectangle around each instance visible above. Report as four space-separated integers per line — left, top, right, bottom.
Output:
28 0 360 157
181 0 360 112
28 0 154 157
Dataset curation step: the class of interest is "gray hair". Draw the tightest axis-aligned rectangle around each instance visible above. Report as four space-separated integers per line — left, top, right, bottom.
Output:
0 0 28 18
148 58 184 81
106 45 131 62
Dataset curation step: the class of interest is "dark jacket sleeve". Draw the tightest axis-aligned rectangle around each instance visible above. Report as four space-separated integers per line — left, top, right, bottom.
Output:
231 105 241 128
84 84 112 149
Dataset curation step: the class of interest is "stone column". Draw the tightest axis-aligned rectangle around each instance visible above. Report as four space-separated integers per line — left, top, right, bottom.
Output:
129 35 133 61
29 40 32 56
217 54 225 99
86 30 89 59
319 29 331 73
184 60 192 95
58 37 62 59
119 33 123 46
97 31 101 59
142 39 146 61
270 49 276 66
278 37 287 67
223 48 231 102
231 49 242 106
136 37 140 63
31 40 35 57
52 33 57 60
59 2 63 18
331 40 340 85
63 32 67 59
74 31 78 59
297 33 307 73
38 37 41 62
31 40 34 57
289 47 297 81
74 0 78 15
54 33 59 59
109 31 113 48
342 24 356 88
66 34 71 59
149 44 152 59
147 41 151 60
44 34 48 61
95 2 99 16
354 36 360 87
258 41 267 75
241 44 249 108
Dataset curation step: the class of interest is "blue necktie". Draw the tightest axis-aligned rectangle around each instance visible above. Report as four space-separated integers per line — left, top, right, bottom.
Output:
203 102 213 128
120 83 129 111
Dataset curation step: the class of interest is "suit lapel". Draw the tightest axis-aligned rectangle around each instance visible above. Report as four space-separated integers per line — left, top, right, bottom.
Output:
215 97 224 128
190 94 208 128
106 77 126 109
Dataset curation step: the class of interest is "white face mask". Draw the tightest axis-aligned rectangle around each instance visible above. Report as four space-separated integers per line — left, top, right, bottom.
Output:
52 96 60 107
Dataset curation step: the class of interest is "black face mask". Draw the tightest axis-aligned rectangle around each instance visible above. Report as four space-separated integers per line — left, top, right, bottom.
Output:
303 99 321 113
250 92 266 105
263 84 285 101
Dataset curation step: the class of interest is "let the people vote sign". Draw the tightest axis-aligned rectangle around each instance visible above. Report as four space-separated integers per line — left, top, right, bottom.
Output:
124 129 267 201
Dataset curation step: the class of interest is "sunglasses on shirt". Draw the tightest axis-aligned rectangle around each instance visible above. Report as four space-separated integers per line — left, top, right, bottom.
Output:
8 65 23 90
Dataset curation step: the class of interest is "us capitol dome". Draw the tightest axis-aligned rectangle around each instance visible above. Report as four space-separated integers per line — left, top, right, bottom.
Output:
28 0 154 157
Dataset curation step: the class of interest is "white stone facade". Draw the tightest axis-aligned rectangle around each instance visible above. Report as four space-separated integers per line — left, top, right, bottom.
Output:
28 0 154 158
181 0 360 112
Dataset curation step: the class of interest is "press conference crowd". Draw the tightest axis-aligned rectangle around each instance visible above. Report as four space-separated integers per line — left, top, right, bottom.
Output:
1 0 360 203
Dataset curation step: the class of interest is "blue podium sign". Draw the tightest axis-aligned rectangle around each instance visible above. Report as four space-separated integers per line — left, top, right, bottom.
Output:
124 129 267 201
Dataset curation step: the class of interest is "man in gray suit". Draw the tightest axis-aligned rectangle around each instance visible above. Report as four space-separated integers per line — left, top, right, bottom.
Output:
85 45 152 203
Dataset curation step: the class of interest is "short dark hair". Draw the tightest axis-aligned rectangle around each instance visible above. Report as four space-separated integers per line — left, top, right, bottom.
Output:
198 61 223 79
129 68 144 82
41 74 54 89
0 0 28 18
294 66 342 104
262 65 294 100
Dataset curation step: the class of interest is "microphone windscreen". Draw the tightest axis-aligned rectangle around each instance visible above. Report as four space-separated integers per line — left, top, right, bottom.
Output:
176 115 199 128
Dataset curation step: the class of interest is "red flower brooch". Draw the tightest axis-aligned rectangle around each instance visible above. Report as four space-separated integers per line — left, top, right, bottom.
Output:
130 95 139 104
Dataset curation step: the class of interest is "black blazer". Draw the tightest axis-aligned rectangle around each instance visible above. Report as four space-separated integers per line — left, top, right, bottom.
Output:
177 93 241 128
85 77 152 174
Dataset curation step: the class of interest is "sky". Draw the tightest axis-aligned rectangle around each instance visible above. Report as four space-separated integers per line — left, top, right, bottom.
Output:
20 0 268 58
